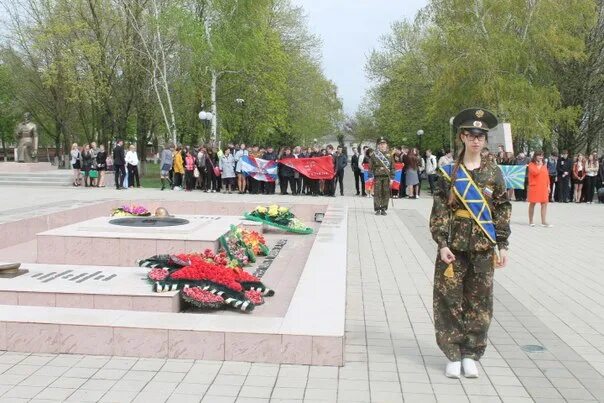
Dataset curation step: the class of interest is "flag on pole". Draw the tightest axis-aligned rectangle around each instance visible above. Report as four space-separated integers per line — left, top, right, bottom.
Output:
240 155 278 182
362 163 374 192
391 163 404 190
499 165 526 189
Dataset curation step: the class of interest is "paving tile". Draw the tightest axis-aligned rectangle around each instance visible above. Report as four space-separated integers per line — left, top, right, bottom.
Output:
238 385 272 398
173 382 209 395
271 387 305 400
205 384 241 397
402 393 437 402
34 387 76 400
243 376 276 387
152 371 186 383
49 376 87 389
65 389 106 402
166 394 203 403
2 385 45 398
110 379 148 392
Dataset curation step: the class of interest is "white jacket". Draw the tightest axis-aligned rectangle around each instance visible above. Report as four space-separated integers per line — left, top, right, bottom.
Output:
425 155 437 175
125 150 139 166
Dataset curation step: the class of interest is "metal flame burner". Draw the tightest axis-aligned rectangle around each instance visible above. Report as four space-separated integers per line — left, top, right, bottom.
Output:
109 217 189 227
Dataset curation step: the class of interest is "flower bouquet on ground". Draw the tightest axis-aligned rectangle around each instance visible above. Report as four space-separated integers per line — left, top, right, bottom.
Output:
219 226 254 266
244 205 313 234
238 226 270 256
111 204 151 217
138 251 274 312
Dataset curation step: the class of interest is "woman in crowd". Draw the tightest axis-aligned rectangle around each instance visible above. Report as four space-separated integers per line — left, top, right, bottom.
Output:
172 146 184 190
405 148 420 199
89 142 99 187
391 151 402 198
159 144 173 191
125 144 140 188
417 148 425 197
584 153 599 204
234 143 248 194
219 148 236 194
528 151 552 227
205 148 219 192
81 143 93 187
196 146 207 191
96 144 107 187
572 153 586 203
184 148 196 192
364 147 375 198
70 143 82 187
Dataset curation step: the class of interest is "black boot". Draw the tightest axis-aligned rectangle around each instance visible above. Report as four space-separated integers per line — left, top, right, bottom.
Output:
161 178 166 191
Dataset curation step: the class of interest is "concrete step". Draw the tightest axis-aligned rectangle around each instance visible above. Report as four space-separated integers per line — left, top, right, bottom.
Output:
0 262 180 312
0 179 72 187
0 171 73 186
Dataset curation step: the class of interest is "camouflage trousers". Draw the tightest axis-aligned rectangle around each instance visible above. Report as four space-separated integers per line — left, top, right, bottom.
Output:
373 175 390 211
433 249 495 361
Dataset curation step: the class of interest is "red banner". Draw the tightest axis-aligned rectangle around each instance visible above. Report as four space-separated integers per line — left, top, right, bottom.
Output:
279 156 335 180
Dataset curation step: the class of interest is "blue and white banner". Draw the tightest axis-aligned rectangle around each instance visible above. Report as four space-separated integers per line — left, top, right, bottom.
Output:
240 156 278 182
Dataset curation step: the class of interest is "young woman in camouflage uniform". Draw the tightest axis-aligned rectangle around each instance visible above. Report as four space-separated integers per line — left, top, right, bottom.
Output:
430 108 512 379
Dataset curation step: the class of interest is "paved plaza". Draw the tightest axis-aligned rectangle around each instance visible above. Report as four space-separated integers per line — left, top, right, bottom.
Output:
0 180 603 403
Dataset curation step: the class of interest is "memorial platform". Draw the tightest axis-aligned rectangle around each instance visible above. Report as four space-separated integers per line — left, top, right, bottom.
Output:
0 200 347 365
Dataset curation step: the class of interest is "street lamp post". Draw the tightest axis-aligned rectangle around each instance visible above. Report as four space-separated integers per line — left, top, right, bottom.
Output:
417 129 424 152
198 110 213 144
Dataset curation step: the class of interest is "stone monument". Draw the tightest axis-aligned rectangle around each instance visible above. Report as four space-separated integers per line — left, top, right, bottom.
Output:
15 112 39 162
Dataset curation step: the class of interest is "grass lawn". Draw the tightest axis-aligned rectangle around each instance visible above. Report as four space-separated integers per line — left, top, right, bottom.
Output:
140 162 160 188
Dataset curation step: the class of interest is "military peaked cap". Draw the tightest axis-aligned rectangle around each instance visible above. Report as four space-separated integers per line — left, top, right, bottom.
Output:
453 108 498 132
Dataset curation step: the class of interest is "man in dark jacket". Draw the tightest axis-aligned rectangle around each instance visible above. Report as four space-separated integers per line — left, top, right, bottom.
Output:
262 146 277 195
334 145 348 196
557 150 572 203
279 147 296 195
351 148 361 195
112 140 126 189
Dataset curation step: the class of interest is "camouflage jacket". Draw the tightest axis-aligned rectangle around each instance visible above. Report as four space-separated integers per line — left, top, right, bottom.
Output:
430 160 511 252
369 151 394 178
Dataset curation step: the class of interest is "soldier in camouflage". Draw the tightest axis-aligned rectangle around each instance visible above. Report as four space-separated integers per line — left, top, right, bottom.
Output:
369 137 394 215
429 108 512 379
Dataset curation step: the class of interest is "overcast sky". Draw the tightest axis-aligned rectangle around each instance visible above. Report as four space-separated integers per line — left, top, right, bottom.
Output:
293 0 427 115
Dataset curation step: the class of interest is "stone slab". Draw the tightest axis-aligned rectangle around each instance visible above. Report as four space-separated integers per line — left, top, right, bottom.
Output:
0 263 179 312
36 215 243 266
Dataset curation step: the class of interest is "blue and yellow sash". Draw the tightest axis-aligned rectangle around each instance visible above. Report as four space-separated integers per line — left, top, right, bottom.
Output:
440 164 496 244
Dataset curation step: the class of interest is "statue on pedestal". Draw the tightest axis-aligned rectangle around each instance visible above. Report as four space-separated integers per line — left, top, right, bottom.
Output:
15 112 39 163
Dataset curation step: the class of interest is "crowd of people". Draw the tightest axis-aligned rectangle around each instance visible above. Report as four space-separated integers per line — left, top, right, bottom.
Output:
70 140 140 189
156 143 349 196
491 146 604 204
69 138 604 209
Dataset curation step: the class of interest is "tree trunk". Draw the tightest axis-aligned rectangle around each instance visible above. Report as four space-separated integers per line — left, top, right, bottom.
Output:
211 69 218 146
1 136 6 162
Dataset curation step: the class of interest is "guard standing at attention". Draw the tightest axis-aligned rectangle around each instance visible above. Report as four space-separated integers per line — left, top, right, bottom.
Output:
369 137 393 215
430 108 511 379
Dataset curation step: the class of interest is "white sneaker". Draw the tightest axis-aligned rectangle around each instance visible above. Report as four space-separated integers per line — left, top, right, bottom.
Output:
445 361 461 379
462 358 479 378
